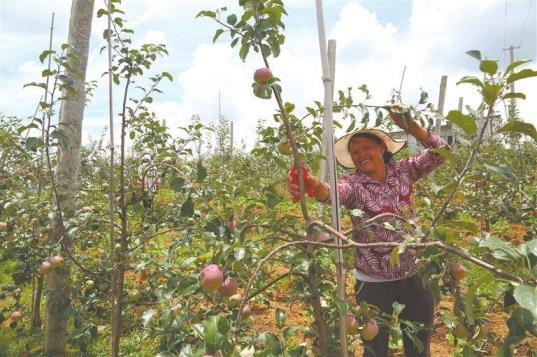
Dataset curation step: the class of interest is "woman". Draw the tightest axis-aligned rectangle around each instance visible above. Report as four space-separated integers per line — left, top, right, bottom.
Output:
287 107 450 356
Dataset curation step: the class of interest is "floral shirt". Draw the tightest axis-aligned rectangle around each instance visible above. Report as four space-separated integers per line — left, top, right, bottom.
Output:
329 133 448 280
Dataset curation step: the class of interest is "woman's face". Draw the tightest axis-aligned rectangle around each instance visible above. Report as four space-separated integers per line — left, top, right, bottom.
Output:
348 136 386 175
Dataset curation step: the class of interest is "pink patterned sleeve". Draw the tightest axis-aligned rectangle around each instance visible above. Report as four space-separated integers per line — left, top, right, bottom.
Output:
397 132 450 182
322 175 364 209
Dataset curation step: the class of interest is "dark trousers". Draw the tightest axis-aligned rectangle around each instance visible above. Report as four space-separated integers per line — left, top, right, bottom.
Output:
355 275 434 357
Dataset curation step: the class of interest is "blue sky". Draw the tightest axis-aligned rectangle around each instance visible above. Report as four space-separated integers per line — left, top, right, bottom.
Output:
1 0 535 148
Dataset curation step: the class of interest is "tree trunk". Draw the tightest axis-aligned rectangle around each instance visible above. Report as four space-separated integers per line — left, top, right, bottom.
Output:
31 274 44 328
44 0 94 355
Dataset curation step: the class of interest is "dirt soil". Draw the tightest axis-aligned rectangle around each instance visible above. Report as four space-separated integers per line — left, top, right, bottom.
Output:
248 267 537 357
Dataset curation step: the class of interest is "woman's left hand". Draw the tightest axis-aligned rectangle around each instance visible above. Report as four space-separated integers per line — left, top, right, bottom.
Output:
387 104 429 141
387 103 413 130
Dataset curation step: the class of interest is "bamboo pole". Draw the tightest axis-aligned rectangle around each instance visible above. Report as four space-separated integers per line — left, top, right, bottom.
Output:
315 1 348 355
320 41 336 182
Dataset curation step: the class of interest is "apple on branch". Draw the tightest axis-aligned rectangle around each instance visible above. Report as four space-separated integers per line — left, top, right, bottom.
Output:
200 264 224 291
254 67 273 84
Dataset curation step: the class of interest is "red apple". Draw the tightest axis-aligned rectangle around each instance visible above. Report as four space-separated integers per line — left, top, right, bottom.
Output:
200 264 224 291
346 315 360 335
450 262 467 281
219 277 238 296
240 304 252 317
49 255 64 268
39 261 52 275
360 320 379 341
10 310 22 322
254 67 273 84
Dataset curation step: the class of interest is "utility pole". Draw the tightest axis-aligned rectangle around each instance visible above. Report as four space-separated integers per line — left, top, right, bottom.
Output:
435 75 448 134
502 45 520 120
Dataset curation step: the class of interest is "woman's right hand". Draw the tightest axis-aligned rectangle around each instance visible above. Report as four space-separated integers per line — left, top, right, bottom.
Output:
287 170 300 198
287 168 324 201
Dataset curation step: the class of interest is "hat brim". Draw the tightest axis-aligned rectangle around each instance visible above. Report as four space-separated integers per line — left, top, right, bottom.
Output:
335 129 406 169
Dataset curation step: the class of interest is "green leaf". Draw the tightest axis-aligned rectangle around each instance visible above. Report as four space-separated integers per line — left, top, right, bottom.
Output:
450 220 479 234
456 76 484 88
23 82 48 90
361 111 370 125
275 308 286 329
258 332 282 355
226 14 237 26
96 8 107 18
25 137 44 152
335 299 348 315
375 111 383 127
161 71 173 81
195 10 216 18
446 110 477 137
484 164 518 181
431 181 457 196
463 284 478 325
393 302 405 315
234 247 245 261
523 240 537 257
513 285 537 319
478 234 524 261
283 326 307 340
479 60 498 75
204 315 220 349
501 92 526 100
505 59 532 74
39 50 54 63
482 83 503 106
41 69 55 77
350 209 364 217
430 147 456 166
169 176 186 192
17 123 39 134
390 246 400 266
142 309 157 327
180 195 194 217
497 121 537 142
51 129 69 150
213 29 224 43
465 50 482 61
506 68 537 84
239 44 249 61
156 352 175 357
196 160 207 182
419 90 428 104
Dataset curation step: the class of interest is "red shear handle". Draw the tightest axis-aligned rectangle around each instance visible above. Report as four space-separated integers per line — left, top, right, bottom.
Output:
290 165 314 202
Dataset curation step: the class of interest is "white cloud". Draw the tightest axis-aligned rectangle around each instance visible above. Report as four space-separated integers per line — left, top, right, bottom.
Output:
17 60 41 75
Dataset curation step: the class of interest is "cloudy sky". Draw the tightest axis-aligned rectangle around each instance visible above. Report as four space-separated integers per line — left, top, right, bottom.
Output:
0 0 535 149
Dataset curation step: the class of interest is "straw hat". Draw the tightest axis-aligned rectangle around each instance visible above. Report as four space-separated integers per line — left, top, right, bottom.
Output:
335 128 406 169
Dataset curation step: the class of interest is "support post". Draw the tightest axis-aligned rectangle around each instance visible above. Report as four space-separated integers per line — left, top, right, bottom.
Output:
315 1 348 355
435 75 447 134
